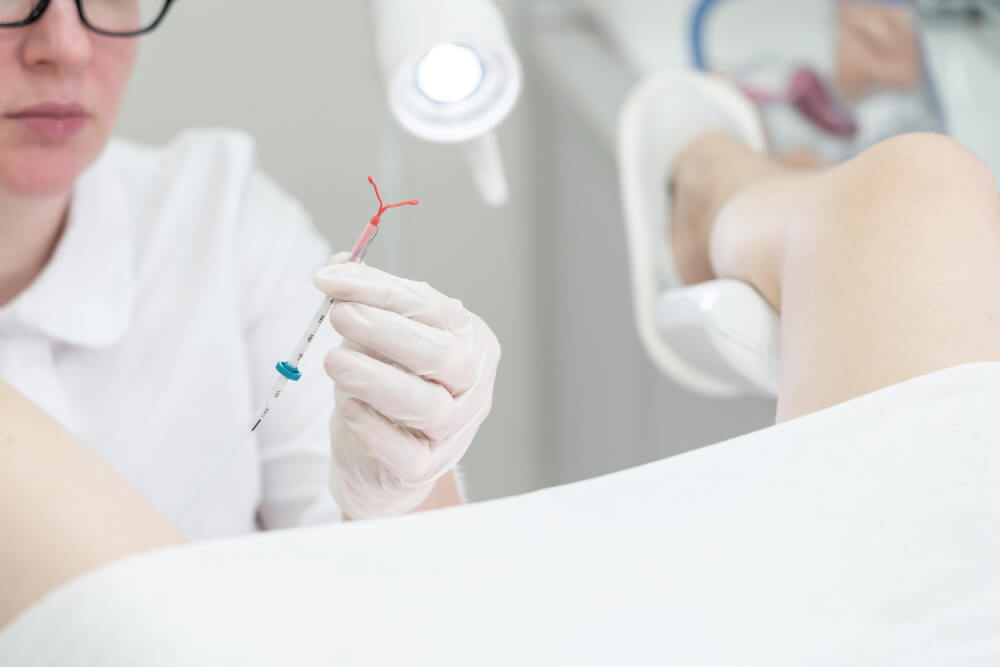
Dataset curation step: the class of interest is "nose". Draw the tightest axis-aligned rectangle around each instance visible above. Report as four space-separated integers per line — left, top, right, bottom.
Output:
20 1 94 74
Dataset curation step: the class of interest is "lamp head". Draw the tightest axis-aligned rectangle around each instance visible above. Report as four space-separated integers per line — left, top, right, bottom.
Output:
371 0 522 205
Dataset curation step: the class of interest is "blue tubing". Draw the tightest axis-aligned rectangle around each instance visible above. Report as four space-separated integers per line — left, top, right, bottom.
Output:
690 0 724 70
691 0 912 72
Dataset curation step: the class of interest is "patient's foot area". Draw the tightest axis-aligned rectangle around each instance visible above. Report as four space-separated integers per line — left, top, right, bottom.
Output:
670 132 786 285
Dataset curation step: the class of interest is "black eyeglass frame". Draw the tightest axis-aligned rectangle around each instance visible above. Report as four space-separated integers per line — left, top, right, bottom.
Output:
0 0 176 37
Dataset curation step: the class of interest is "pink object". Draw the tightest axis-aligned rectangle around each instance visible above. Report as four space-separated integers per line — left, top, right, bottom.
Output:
349 177 419 261
741 67 857 139
788 67 857 138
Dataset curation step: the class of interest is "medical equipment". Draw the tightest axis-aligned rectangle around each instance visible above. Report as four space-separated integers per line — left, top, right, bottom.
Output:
916 0 1000 19
319 258 502 520
249 178 418 434
177 178 417 514
918 1 1000 185
370 0 522 206
618 70 780 396
742 67 858 138
692 0 858 138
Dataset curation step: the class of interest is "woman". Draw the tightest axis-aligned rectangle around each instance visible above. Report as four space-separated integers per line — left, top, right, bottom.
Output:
0 3 499 538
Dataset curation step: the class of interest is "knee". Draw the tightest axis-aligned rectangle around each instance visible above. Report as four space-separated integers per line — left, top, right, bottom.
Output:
844 132 997 206
820 133 999 241
787 133 1000 265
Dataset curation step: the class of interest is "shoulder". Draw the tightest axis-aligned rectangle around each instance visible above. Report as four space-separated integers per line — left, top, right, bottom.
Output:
104 128 258 171
98 129 327 259
100 128 260 204
87 131 329 323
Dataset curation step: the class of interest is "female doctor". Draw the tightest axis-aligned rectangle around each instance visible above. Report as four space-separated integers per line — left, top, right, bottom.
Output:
0 0 500 538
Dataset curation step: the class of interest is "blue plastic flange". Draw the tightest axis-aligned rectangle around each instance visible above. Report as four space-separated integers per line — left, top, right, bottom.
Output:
275 361 302 381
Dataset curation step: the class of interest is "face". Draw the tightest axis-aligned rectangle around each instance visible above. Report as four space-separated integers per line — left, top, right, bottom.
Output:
0 0 138 198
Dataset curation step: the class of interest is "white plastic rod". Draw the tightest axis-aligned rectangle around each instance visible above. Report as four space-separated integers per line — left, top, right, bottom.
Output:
461 131 509 207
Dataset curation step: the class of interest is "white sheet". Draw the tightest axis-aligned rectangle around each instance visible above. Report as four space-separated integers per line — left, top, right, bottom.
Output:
3 363 999 666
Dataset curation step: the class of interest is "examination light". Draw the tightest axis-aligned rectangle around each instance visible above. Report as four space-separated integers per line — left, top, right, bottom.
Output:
371 0 523 206
415 44 485 104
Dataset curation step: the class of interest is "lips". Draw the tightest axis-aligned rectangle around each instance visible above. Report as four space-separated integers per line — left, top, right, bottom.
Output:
5 101 90 141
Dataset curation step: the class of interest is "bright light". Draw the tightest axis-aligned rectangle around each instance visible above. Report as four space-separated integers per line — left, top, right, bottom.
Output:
415 43 485 104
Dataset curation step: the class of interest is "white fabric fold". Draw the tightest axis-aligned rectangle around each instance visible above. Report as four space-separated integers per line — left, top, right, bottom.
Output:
3 363 998 666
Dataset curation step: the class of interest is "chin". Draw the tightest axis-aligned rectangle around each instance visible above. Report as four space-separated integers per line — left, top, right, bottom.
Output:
0 142 100 198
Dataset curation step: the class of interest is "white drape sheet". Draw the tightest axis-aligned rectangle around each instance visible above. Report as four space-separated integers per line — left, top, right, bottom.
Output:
2 363 998 666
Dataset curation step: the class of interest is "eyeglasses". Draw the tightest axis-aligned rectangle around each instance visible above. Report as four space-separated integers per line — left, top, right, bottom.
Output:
0 0 176 37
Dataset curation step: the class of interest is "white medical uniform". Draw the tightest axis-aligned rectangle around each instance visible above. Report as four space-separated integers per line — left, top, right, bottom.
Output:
0 129 343 539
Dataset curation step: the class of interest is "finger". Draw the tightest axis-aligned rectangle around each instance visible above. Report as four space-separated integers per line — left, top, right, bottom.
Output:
424 365 497 474
338 398 436 487
326 251 353 266
332 337 476 440
338 337 395 368
332 340 380 408
329 302 477 395
314 261 471 331
325 346 460 440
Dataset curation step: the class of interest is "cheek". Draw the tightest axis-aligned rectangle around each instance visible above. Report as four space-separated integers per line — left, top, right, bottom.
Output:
0 40 138 197
91 40 139 122
0 38 23 106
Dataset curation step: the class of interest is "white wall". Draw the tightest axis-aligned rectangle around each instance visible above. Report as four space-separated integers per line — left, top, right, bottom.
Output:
527 2 776 485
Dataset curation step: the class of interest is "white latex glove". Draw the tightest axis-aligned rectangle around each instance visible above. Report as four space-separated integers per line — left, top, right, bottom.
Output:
313 255 501 519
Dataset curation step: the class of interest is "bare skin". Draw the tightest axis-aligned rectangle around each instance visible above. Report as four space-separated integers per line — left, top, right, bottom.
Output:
0 381 185 627
0 1 139 305
0 194 67 305
672 131 1000 421
836 2 922 103
0 375 459 627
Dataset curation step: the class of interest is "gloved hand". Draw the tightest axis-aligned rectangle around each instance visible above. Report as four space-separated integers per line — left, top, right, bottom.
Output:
313 255 501 519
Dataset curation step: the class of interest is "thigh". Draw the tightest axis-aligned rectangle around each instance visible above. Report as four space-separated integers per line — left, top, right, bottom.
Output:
776 135 1000 419
0 381 184 627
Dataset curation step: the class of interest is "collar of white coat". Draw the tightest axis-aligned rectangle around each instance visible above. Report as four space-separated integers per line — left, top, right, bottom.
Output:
4 149 133 348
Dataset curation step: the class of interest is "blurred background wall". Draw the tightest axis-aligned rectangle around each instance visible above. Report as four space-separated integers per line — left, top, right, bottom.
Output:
116 0 780 502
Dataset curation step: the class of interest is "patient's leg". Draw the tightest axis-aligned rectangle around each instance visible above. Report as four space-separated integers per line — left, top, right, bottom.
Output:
673 132 1000 420
0 381 184 627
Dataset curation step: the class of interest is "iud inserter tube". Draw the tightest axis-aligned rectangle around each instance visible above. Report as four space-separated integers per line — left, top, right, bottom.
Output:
253 177 419 432
176 178 417 517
